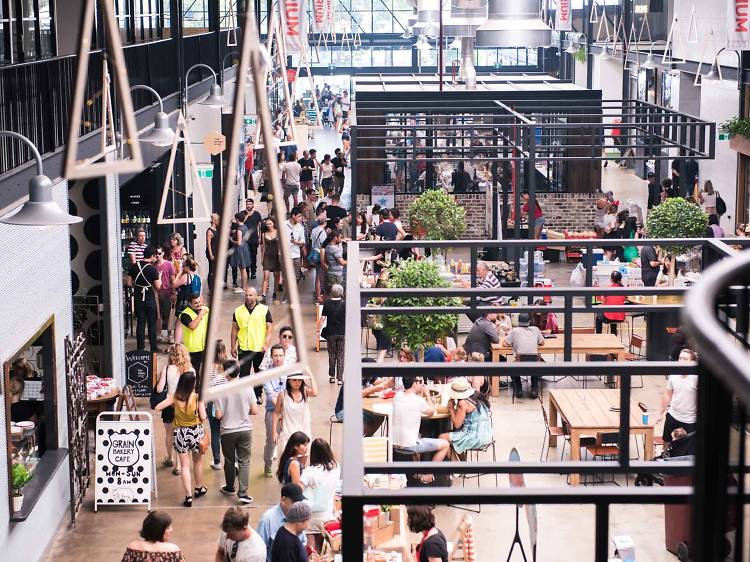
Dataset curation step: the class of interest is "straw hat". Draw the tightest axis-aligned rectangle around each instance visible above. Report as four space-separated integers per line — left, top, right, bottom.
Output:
287 373 307 381
448 377 475 400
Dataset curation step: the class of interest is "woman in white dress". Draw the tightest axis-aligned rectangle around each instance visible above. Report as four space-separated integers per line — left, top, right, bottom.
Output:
272 373 318 459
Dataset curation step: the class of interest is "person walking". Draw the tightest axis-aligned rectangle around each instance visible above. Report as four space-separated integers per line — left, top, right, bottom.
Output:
231 286 274 402
298 151 315 194
206 340 229 471
175 293 209 379
298 438 340 535
122 511 184 562
273 374 318 460
242 197 263 280
262 345 288 478
318 154 334 194
646 172 660 210
286 207 307 283
216 359 258 504
216 507 266 562
155 371 207 507
276 431 309 485
127 247 162 353
282 151 302 213
309 214 328 304
259 325 298 370
231 212 253 294
332 149 346 195
154 247 176 345
261 217 284 304
257 484 308 561
318 284 345 384
657 349 699 442
320 230 346 297
270 502 319 562
206 213 221 292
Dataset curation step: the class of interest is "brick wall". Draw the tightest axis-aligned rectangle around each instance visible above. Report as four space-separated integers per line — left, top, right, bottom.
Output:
357 191 600 237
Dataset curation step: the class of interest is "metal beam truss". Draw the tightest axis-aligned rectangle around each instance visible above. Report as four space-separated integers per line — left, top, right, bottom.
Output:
342 238 750 562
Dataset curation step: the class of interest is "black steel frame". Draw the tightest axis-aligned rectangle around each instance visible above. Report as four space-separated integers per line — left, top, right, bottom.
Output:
341 238 748 561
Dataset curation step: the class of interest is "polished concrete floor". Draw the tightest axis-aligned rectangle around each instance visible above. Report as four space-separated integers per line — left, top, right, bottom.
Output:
43 156 681 560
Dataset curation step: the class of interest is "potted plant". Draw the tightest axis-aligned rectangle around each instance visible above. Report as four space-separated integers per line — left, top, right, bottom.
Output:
381 259 462 354
645 198 708 283
408 189 466 242
11 463 32 512
721 116 750 156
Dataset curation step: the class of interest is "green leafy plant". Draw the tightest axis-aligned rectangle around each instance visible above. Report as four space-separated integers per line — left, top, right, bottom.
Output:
408 189 466 240
646 197 708 255
381 259 462 352
574 48 587 64
11 463 32 496
720 116 750 138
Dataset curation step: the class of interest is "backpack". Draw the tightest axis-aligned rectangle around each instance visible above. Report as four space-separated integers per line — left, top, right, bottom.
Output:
715 191 727 216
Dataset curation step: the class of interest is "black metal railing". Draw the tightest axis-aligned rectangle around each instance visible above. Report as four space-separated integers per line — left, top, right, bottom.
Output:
341 238 748 561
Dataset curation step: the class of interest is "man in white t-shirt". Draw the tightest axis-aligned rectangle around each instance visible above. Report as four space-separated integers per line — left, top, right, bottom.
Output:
657 349 699 442
286 208 307 285
216 507 266 562
281 152 302 212
392 377 448 454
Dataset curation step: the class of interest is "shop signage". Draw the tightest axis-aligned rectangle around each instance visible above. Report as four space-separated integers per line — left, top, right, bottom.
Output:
94 412 155 511
125 350 154 397
719 132 731 141
197 164 214 179
555 0 571 31
371 185 395 209
203 132 226 155
728 0 750 48
281 0 307 54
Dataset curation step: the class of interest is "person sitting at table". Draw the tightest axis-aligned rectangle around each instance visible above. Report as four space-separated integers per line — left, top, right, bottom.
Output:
392 376 448 484
531 299 559 334
595 271 627 336
333 357 388 436
657 349 699 443
463 311 500 362
459 261 502 321
432 378 492 463
503 313 544 399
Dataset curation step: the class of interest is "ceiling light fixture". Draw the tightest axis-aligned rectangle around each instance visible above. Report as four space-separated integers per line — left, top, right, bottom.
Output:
130 84 177 147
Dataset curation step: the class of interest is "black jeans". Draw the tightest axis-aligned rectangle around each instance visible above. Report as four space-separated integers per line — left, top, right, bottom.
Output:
190 351 205 384
238 349 265 399
595 313 618 336
662 412 697 442
513 354 540 391
246 238 259 276
135 299 158 352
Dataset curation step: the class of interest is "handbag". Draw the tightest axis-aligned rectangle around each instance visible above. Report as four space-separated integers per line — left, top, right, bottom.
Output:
198 427 211 455
716 191 727 216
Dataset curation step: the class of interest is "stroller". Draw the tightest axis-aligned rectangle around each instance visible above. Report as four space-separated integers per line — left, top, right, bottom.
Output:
634 430 696 487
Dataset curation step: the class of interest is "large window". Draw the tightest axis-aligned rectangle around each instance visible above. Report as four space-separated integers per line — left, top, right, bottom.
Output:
183 0 210 35
114 0 168 43
0 0 56 63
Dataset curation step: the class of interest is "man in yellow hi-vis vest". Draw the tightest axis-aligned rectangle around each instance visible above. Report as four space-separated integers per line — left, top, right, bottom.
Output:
231 286 274 402
175 293 209 377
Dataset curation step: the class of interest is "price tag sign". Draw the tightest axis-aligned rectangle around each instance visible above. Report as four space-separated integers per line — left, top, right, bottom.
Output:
203 132 226 155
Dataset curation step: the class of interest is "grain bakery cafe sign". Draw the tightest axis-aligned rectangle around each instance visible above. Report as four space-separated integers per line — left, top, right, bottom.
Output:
95 413 156 510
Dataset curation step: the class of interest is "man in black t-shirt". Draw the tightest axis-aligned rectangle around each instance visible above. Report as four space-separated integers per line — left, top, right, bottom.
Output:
332 149 346 195
640 245 663 287
241 198 263 279
325 193 348 229
127 246 162 352
270 502 312 562
374 208 398 241
298 150 314 193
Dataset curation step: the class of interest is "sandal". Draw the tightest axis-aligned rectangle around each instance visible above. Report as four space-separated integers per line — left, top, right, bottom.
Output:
194 486 208 498
163 458 174 467
329 376 336 384
172 467 181 476
183 496 193 507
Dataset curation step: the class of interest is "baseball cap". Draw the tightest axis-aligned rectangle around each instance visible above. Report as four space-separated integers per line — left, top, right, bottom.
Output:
647 172 655 179
281 483 305 502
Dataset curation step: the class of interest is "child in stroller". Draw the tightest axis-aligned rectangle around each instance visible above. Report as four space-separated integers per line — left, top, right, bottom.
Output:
634 428 695 486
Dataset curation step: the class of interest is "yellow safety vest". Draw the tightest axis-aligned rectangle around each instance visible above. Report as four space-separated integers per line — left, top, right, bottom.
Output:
235 303 269 352
181 306 208 353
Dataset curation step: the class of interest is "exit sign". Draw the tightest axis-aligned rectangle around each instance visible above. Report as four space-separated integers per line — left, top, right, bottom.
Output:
718 132 731 141
197 164 214 179
244 116 257 125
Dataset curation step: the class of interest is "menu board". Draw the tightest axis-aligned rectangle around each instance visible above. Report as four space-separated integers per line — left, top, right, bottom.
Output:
94 413 155 510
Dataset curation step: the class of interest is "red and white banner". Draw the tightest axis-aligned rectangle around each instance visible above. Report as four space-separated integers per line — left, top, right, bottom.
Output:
280 0 308 54
555 0 572 31
313 0 327 31
728 0 750 48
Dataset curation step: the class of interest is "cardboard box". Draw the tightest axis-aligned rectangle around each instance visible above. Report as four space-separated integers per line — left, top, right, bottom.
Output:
372 522 395 546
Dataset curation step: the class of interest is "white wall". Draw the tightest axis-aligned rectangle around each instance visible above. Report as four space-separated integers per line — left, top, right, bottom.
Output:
0 179 73 561
672 0 738 67
699 81 740 226
574 57 587 88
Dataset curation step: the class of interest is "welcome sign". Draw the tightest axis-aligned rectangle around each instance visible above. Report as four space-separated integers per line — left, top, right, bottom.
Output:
281 0 308 54
94 413 155 511
728 0 750 48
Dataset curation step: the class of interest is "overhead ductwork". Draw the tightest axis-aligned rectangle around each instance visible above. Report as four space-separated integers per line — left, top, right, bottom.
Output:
413 0 487 39
475 0 551 48
461 37 477 89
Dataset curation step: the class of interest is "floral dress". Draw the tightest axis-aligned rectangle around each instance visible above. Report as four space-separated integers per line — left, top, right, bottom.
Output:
449 399 493 455
121 548 185 562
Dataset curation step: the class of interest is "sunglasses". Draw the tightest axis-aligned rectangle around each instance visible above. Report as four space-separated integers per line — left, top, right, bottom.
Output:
281 334 294 339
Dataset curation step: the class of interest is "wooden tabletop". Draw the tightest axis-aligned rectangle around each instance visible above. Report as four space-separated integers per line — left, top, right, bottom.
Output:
492 333 625 356
626 294 683 306
362 384 451 420
548 388 654 430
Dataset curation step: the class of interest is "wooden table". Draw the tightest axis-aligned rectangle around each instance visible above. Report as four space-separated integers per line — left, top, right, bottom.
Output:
489 334 626 395
547 388 654 486
362 384 451 420
627 295 683 360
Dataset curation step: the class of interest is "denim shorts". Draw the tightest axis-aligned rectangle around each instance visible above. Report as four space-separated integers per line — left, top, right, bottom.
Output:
394 438 446 454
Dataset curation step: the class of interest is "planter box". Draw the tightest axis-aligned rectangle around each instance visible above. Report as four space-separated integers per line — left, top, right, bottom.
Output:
730 134 750 156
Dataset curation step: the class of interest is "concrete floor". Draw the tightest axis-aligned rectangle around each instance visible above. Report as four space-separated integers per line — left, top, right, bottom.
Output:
43 149 681 560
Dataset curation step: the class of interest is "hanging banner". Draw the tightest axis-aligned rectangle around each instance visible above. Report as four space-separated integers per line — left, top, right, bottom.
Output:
94 412 156 511
314 0 328 32
281 0 308 54
325 0 334 33
728 0 750 48
555 0 572 31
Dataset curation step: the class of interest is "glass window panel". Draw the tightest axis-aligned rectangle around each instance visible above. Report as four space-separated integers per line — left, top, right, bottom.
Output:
393 47 412 67
372 10 393 33
476 48 497 67
371 48 387 66
393 0 413 10
352 13 372 33
352 46 371 67
352 0 371 11
183 0 210 34
333 48 351 66
419 48 437 66
38 0 53 56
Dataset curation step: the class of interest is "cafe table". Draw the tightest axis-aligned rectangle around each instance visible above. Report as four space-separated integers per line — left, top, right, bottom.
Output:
626 294 683 360
547 388 655 486
489 334 627 394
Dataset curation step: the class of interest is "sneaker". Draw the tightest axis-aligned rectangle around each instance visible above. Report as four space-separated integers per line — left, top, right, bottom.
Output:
281 295 288 304
210 462 223 470
272 446 278 461
169 334 175 345
264 468 273 478
260 295 267 304
238 494 254 504
251 273 257 280
219 485 236 496
163 457 174 467
233 287 244 293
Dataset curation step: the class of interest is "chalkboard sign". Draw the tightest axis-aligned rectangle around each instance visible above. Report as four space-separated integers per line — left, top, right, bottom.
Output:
125 350 155 397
